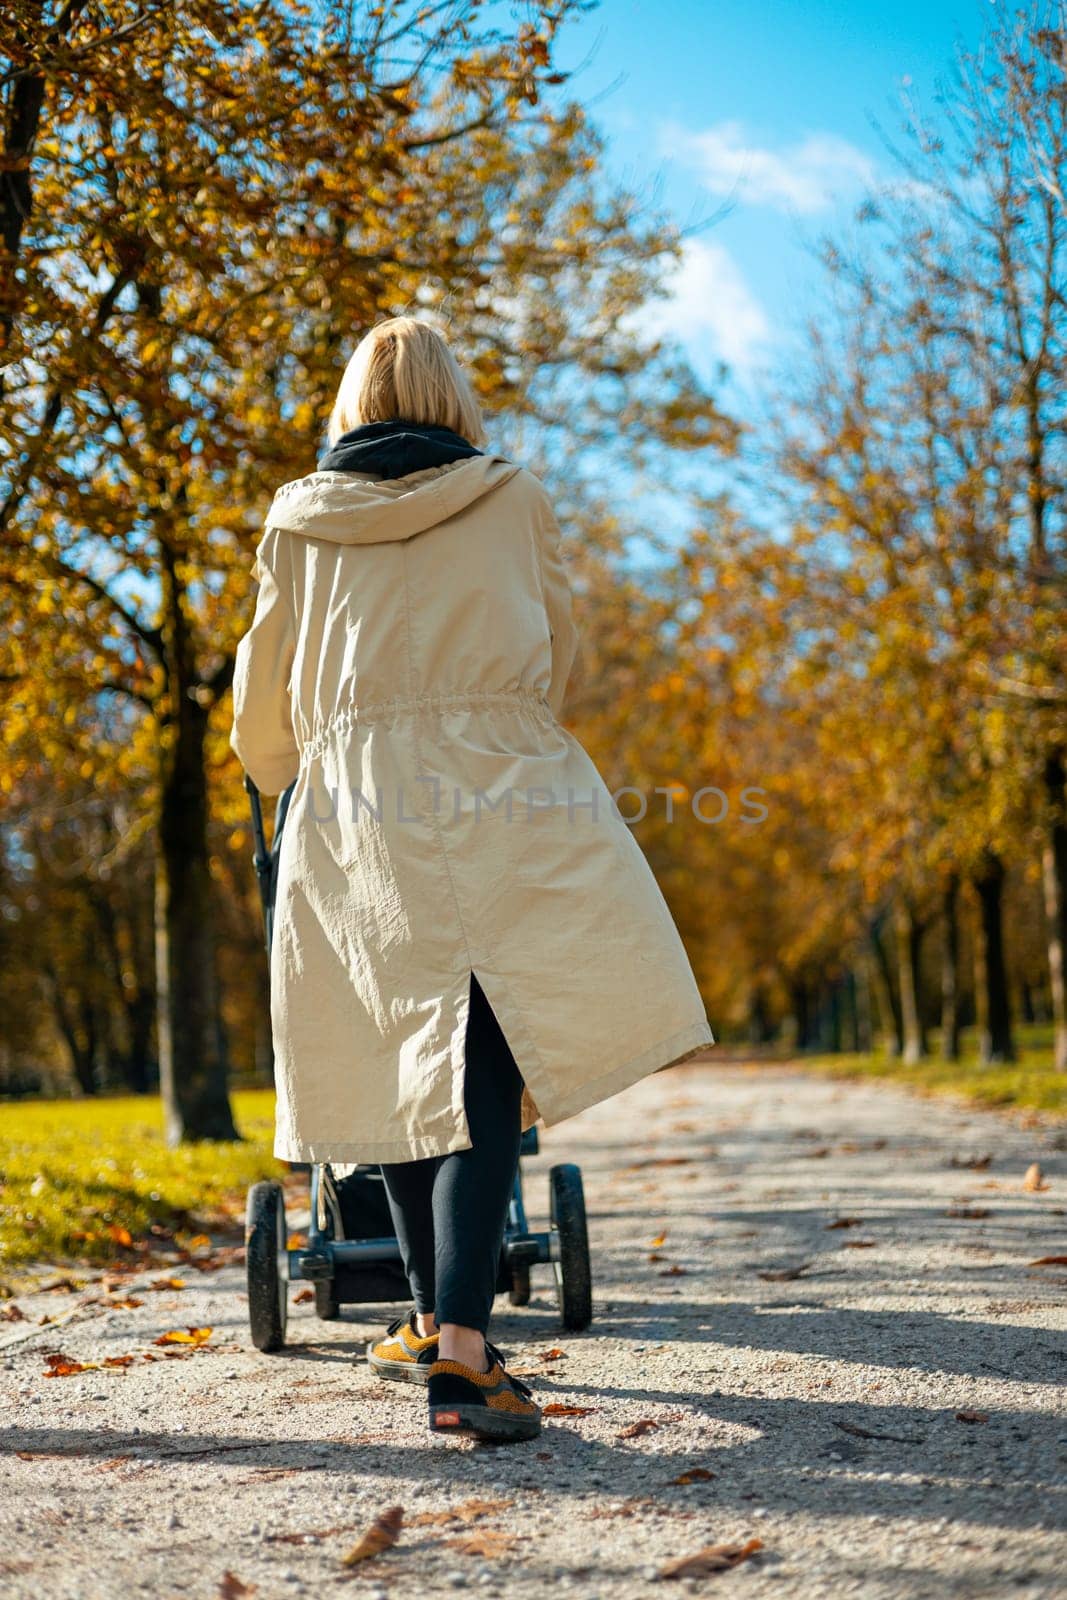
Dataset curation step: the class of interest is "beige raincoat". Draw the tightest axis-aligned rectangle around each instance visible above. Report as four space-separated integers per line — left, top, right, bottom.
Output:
229 452 714 1163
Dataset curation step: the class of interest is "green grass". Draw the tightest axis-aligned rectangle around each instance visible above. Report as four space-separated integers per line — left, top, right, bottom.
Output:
0 1089 284 1287
798 1024 1067 1117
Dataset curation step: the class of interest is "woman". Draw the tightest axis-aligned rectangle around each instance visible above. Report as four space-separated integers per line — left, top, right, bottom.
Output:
229 316 714 1445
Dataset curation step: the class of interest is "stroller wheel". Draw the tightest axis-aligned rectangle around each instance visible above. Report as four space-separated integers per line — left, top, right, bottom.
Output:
549 1163 592 1330
315 1280 341 1320
246 1180 288 1352
508 1262 531 1306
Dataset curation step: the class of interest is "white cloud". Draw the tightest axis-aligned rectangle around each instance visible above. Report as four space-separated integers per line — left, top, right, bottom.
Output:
636 237 771 379
661 118 878 214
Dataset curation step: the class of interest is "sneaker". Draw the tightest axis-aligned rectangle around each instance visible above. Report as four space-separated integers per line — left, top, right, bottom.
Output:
367 1310 510 1385
428 1350 542 1443
366 1307 439 1384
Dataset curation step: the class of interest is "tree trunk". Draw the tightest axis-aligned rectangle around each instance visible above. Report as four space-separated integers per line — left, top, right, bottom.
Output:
972 850 1015 1064
43 961 96 1094
1042 748 1067 1072
791 978 811 1051
941 872 961 1062
854 961 874 1053
747 982 774 1046
155 520 239 1145
156 695 239 1145
870 928 901 1057
894 899 927 1065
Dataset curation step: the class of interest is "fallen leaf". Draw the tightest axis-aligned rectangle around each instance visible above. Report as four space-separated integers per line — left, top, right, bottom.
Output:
757 1262 812 1281
1023 1163 1049 1192
408 1498 512 1527
629 1156 697 1169
43 1353 100 1377
217 1574 256 1599
949 1153 992 1170
801 1147 831 1159
1030 1255 1067 1266
833 1419 924 1443
657 1537 763 1578
539 1347 566 1361
108 1297 143 1310
104 1355 136 1368
294 1289 315 1304
0 1304 27 1322
147 1278 186 1291
945 1207 991 1219
658 1264 687 1276
542 1403 596 1417
108 1225 134 1248
444 1530 519 1557
648 1252 667 1262
618 1418 659 1438
341 1505 403 1567
824 1217 864 1230
154 1327 213 1346
840 1240 877 1250
955 1409 989 1424
670 1467 715 1484
649 1232 668 1247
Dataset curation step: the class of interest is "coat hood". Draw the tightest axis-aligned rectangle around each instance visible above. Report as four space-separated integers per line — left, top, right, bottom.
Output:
266 453 523 546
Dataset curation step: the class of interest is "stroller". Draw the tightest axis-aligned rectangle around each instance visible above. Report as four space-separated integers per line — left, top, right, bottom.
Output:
241 774 593 1352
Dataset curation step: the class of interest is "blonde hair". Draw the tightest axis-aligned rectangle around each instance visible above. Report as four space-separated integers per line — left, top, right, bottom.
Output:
327 316 487 447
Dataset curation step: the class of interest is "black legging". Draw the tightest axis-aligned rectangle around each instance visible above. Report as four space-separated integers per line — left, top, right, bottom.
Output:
378 973 525 1335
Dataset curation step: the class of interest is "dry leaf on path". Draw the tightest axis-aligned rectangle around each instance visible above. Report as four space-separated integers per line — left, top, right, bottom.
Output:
294 1289 314 1304
649 1232 668 1247
657 1537 763 1579
154 1327 213 1346
408 1497 512 1528
945 1206 991 1219
824 1217 864 1230
670 1467 716 1484
539 1347 566 1361
1030 1254 1067 1266
444 1530 519 1558
618 1418 659 1438
543 1403 596 1416
1023 1163 1049 1192
43 1353 100 1377
757 1262 812 1281
955 1409 989 1424
341 1505 403 1566
217 1573 256 1598
949 1153 992 1170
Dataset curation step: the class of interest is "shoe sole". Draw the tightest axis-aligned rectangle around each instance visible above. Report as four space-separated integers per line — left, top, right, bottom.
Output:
429 1402 542 1443
366 1343 433 1384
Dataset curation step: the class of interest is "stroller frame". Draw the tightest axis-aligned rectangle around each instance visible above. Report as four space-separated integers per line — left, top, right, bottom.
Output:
241 773 592 1352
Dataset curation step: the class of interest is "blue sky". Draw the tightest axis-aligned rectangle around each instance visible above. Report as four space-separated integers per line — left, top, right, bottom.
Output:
546 0 991 419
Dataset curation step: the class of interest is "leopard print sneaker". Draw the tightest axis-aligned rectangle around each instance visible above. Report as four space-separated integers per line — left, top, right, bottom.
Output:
428 1352 542 1442
366 1307 439 1384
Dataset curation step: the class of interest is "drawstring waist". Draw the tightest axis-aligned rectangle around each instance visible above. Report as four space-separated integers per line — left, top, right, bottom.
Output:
298 688 553 765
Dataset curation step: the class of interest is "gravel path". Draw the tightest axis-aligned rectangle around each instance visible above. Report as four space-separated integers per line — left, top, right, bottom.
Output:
2 1058 1065 1599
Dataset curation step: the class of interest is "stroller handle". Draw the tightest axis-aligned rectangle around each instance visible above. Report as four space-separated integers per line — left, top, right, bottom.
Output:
243 772 296 961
